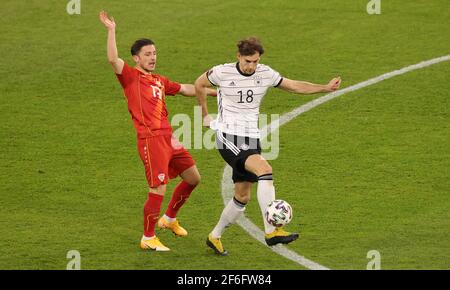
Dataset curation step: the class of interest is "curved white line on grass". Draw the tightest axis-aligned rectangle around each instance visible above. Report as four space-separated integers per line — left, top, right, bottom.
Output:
220 54 450 270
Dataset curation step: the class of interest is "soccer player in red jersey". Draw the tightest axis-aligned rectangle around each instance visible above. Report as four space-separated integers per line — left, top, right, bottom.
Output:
99 11 215 251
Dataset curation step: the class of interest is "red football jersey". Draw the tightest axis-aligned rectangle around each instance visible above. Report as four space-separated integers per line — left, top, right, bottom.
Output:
116 63 181 138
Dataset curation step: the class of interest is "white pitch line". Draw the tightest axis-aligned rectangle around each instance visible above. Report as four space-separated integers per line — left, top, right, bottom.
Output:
220 54 450 270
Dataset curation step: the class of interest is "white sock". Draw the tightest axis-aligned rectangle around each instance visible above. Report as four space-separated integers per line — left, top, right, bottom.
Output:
142 235 155 241
257 177 276 234
211 197 246 239
163 214 176 223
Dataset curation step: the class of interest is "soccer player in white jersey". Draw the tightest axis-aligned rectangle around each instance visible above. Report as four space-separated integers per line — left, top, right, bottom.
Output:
195 37 341 255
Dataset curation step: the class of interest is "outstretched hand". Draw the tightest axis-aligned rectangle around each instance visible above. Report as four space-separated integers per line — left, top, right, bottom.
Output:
326 77 341 92
99 11 116 30
203 115 214 128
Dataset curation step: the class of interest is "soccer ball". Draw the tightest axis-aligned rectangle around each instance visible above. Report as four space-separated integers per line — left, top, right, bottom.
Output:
265 199 293 227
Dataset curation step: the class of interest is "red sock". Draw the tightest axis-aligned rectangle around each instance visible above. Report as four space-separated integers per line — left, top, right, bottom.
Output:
165 181 197 219
143 193 164 237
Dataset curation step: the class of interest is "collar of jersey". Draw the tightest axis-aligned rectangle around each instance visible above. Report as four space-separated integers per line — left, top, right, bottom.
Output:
236 62 256 77
135 67 154 77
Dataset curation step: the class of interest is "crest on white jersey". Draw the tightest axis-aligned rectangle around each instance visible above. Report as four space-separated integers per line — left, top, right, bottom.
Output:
253 75 262 86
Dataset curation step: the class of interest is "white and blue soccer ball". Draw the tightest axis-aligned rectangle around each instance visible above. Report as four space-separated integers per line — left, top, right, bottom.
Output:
265 199 293 227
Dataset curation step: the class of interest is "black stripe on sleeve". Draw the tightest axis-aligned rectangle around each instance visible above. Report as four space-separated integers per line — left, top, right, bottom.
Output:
274 77 284 88
206 71 217 87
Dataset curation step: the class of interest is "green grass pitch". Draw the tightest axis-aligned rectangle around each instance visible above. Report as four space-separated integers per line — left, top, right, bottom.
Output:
0 0 449 269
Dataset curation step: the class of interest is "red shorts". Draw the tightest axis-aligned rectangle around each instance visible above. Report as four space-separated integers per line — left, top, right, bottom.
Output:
137 135 195 187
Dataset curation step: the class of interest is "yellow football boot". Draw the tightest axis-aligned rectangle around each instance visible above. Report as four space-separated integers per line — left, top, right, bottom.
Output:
206 233 228 256
265 228 299 246
158 217 188 237
140 236 170 251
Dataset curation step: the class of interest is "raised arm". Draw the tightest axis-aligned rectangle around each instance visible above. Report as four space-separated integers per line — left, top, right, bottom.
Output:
278 77 341 94
99 11 124 74
194 73 214 127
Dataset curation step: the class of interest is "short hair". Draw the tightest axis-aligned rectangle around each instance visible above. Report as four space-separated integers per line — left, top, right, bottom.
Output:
131 38 155 56
237 37 264 56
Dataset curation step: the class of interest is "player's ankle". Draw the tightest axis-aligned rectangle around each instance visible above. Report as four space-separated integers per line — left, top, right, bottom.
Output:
142 235 155 241
162 214 176 223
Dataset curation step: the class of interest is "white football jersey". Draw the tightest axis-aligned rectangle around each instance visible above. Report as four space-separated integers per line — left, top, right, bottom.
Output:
207 62 283 138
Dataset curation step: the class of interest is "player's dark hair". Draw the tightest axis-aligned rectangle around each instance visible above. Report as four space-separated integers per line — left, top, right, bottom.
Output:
131 38 155 56
237 37 264 56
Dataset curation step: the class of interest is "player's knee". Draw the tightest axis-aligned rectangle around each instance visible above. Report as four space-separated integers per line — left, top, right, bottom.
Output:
257 164 272 177
150 185 166 196
187 173 201 186
235 192 250 204
181 166 201 186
